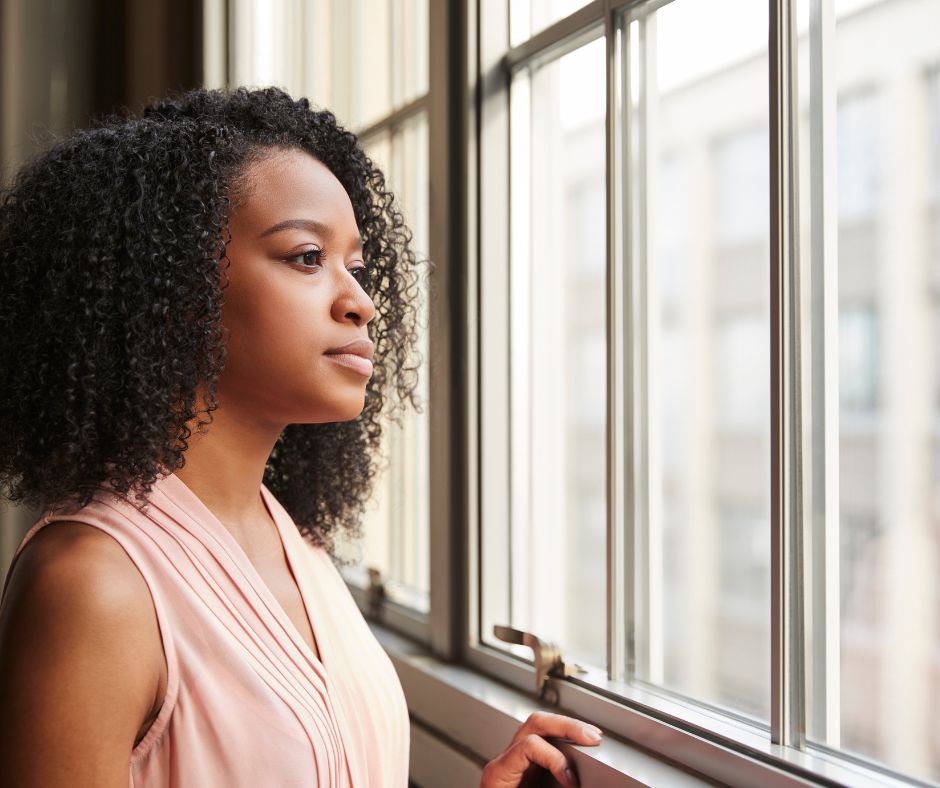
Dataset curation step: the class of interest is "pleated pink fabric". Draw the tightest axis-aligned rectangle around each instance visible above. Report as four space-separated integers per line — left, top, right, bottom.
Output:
5 472 410 787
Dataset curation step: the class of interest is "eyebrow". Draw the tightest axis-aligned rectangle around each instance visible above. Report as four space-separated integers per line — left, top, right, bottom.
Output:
259 218 364 249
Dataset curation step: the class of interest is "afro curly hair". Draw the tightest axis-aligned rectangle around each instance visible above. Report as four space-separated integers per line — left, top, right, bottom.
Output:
0 87 422 554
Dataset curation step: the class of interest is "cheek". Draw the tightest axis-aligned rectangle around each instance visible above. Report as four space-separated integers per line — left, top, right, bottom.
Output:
218 286 368 421
221 280 324 381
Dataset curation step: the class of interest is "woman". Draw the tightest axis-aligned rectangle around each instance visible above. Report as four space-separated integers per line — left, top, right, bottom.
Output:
0 88 601 787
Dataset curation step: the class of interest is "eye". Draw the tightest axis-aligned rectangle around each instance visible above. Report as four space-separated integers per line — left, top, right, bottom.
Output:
349 265 372 290
285 248 324 269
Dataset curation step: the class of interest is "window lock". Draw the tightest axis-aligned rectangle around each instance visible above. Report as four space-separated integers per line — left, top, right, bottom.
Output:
493 625 587 705
366 566 386 620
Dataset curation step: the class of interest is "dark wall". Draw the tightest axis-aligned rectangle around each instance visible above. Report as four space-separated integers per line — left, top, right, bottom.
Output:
91 0 204 118
1 0 204 178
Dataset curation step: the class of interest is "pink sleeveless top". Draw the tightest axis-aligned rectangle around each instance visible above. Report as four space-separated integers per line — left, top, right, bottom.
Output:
3 472 410 787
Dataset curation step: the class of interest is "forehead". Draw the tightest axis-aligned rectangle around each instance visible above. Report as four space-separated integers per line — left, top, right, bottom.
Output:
233 147 360 237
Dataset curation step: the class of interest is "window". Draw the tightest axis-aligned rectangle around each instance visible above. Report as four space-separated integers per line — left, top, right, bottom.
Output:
474 0 940 785
509 0 594 46
798 2 939 780
496 36 608 669
483 0 774 721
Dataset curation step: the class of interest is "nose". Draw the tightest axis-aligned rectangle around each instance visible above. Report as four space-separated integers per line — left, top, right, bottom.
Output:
331 268 376 327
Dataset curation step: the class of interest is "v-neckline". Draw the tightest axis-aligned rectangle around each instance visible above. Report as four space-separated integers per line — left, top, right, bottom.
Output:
159 472 363 788
164 472 329 677
258 483 327 669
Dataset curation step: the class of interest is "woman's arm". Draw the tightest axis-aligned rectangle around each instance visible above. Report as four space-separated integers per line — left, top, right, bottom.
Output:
0 522 165 788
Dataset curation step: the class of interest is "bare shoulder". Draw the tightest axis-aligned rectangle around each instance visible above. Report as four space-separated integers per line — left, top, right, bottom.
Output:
2 520 160 642
0 520 165 788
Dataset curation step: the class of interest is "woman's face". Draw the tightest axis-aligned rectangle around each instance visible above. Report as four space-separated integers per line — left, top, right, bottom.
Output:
216 147 376 428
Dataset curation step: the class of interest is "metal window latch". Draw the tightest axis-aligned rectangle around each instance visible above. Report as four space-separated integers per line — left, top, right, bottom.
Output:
493 625 588 705
366 566 385 620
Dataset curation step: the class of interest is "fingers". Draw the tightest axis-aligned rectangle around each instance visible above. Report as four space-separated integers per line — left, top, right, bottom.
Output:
481 712 603 787
512 711 604 747
502 733 581 787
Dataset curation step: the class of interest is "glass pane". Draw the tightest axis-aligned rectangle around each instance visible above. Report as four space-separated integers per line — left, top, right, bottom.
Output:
386 115 430 600
233 1 428 132
229 0 306 96
329 0 428 129
335 119 430 609
494 38 607 670
332 0 392 129
394 0 429 106
510 0 592 47
363 132 392 182
625 0 771 720
800 1 940 781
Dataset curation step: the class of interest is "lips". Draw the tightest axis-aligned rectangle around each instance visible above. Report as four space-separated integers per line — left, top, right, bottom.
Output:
324 338 374 378
325 338 374 360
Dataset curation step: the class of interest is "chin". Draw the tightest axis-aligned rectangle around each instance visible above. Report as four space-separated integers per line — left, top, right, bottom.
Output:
320 395 367 423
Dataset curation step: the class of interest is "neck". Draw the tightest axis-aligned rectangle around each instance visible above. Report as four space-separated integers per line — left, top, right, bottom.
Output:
172 398 284 549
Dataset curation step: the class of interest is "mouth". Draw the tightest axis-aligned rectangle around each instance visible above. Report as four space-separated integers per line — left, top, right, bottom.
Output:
324 338 374 378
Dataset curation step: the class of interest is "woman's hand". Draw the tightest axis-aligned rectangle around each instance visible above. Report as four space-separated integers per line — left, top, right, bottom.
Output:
479 711 603 787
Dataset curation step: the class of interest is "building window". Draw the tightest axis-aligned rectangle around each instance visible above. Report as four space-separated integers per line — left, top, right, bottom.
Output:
838 305 878 416
836 92 880 224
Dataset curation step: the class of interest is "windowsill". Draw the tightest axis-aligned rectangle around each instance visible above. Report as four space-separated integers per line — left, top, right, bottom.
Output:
370 623 721 787
365 619 918 787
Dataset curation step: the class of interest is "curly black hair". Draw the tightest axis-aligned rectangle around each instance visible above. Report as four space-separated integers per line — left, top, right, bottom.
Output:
0 87 422 554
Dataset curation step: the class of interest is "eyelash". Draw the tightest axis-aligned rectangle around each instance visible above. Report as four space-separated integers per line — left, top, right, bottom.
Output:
285 248 326 268
284 247 372 289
